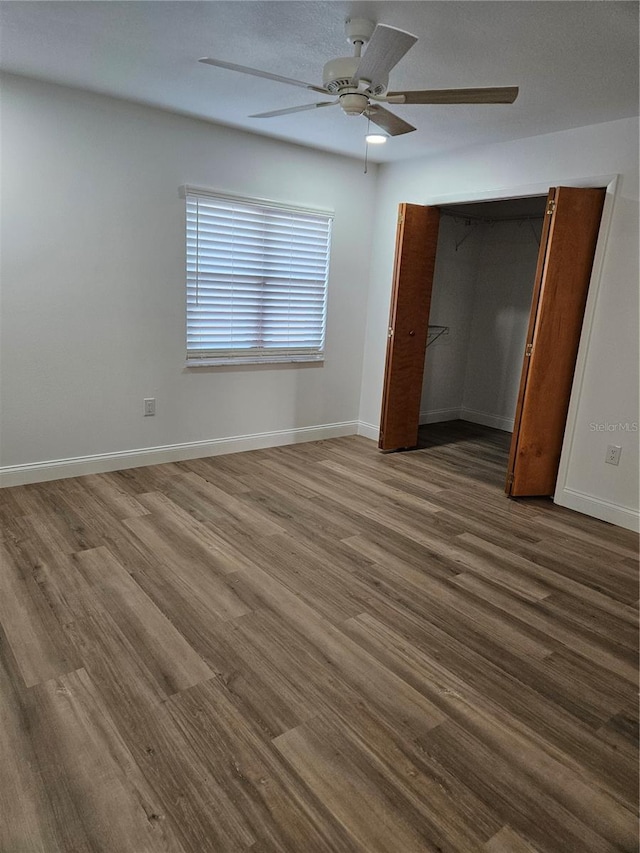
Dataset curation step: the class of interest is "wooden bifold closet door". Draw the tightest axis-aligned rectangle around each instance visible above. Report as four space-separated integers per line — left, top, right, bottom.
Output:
378 203 440 451
506 185 606 496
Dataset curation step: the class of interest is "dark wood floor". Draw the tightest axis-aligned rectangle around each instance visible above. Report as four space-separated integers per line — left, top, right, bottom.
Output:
1 421 638 853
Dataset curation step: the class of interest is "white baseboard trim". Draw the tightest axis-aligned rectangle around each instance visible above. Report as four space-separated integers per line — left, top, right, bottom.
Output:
460 407 514 433
419 408 513 431
5 419 636 533
419 407 462 425
554 487 639 533
357 421 379 441
0 421 360 487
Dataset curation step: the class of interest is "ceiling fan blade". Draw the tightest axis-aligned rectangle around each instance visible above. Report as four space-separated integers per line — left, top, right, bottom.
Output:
199 58 328 94
388 86 519 104
366 105 416 137
250 101 339 119
354 24 417 87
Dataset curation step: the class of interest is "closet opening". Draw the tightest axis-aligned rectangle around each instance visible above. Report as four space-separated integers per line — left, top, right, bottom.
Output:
418 196 547 458
379 187 606 498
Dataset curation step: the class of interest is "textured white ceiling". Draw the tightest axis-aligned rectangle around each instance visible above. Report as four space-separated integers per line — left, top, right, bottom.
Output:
1 1 638 163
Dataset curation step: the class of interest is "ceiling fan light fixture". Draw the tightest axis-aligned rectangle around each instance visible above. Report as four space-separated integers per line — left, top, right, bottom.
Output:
365 133 387 144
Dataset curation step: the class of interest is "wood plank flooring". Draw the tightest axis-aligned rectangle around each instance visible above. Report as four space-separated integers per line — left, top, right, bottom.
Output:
1 421 638 853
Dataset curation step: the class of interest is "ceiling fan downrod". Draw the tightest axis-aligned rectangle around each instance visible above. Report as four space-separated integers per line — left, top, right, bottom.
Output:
323 18 378 115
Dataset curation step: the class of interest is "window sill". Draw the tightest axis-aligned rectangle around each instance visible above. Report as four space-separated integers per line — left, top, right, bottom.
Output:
185 357 325 368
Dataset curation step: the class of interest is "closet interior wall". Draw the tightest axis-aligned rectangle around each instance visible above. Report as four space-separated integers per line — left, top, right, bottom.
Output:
420 198 546 432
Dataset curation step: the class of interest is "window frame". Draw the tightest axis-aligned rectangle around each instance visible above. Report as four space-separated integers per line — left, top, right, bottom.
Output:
182 186 333 367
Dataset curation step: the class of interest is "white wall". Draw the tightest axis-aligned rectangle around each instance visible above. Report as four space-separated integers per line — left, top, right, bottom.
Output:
420 215 540 431
461 218 541 430
359 118 639 530
419 216 480 423
0 74 377 480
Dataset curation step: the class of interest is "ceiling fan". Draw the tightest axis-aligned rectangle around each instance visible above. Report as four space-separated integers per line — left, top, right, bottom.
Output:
199 18 519 137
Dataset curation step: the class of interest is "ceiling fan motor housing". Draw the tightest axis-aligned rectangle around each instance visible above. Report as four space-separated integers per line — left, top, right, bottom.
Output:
323 57 359 92
322 56 388 98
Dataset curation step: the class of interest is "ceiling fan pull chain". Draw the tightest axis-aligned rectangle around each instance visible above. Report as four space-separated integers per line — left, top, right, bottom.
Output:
364 116 371 174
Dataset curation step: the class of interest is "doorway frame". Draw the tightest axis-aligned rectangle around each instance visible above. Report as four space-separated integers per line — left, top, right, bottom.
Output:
403 172 619 508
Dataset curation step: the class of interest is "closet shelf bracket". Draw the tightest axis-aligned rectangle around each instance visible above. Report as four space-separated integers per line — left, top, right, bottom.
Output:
427 325 449 346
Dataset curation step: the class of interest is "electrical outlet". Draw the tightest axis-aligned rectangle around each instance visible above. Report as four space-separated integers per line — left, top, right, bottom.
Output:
605 444 621 466
143 398 156 417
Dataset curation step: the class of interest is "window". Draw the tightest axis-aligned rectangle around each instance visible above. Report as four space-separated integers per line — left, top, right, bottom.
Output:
185 188 333 365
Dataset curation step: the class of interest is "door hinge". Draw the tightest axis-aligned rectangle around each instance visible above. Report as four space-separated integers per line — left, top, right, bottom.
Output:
507 472 514 485
388 326 394 338
398 212 404 225
546 199 556 215
525 342 533 357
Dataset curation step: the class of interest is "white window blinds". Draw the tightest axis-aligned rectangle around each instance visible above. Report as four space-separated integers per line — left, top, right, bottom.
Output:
186 191 332 365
